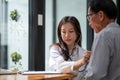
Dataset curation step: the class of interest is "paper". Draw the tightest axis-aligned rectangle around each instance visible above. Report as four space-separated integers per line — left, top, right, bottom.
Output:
19 71 61 75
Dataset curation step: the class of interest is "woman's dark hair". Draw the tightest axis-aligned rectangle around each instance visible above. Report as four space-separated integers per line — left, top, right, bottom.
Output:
56 16 82 60
57 16 82 47
88 0 117 19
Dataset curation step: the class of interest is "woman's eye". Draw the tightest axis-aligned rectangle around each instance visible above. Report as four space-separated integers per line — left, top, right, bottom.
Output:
69 30 74 33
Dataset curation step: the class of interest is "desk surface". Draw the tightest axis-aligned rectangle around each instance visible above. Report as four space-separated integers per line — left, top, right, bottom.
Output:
0 73 77 80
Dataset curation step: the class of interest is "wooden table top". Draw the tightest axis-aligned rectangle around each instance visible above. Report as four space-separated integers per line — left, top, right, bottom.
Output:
0 73 77 80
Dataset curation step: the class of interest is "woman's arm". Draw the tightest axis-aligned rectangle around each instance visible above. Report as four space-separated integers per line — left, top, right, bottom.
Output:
49 46 75 73
49 46 91 73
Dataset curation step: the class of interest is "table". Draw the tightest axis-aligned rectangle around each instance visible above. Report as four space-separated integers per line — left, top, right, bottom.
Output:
0 73 77 80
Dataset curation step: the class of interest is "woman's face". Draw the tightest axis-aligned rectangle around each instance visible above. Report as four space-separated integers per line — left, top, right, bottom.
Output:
61 23 77 47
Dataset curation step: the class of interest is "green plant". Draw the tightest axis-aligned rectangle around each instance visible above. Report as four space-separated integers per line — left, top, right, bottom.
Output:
10 52 22 70
9 9 20 22
5 0 8 2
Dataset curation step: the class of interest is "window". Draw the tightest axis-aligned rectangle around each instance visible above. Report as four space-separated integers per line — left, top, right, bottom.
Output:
0 0 28 70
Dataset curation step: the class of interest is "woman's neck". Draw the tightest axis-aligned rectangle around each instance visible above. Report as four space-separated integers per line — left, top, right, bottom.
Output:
67 44 75 53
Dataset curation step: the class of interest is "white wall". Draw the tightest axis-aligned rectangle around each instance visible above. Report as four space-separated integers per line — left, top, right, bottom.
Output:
56 0 87 49
45 0 53 70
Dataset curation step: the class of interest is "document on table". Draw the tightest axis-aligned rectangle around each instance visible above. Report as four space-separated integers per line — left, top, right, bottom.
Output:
19 71 61 74
0 70 17 75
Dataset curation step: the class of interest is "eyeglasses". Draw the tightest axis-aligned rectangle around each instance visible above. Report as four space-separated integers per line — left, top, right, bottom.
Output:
86 13 96 22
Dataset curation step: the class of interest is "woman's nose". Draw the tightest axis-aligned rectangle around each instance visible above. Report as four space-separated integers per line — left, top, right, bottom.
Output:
65 33 70 37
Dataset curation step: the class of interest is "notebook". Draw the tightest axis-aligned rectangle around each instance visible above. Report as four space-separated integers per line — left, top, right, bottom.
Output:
0 70 17 75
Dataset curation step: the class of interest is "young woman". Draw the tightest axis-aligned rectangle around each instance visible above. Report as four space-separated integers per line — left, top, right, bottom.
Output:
49 16 91 80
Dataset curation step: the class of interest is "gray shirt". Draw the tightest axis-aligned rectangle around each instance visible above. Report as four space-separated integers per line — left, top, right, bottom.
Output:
85 22 120 80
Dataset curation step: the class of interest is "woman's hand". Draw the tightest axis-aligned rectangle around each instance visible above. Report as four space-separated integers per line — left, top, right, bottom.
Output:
73 50 91 71
81 50 91 65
